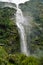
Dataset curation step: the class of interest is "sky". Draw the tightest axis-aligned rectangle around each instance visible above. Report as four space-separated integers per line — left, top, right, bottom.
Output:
0 0 29 4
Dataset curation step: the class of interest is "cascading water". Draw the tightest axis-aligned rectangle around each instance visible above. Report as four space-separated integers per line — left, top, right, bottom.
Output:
16 5 29 56
1 0 30 56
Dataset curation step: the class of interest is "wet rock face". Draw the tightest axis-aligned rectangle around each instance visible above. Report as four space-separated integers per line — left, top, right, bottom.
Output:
19 0 43 54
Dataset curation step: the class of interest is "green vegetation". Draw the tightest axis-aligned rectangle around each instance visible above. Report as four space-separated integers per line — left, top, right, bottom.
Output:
0 52 43 65
0 0 43 65
0 7 20 53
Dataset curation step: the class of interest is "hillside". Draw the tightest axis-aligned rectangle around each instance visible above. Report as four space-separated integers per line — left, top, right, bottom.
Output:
0 0 43 65
19 0 43 54
0 3 20 54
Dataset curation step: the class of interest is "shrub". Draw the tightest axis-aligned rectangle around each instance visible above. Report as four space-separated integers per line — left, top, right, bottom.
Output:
21 56 39 65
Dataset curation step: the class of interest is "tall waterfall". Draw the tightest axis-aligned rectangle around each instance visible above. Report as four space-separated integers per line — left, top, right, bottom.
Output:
16 5 29 56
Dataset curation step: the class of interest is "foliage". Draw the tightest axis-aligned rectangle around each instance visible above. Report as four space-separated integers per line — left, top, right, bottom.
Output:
0 7 20 53
0 52 43 65
0 1 43 65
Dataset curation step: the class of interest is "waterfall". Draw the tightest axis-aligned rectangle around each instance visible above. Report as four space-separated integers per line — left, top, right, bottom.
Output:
16 5 29 56
1 0 30 56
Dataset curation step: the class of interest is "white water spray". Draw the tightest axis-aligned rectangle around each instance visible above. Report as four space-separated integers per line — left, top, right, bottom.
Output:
16 5 29 56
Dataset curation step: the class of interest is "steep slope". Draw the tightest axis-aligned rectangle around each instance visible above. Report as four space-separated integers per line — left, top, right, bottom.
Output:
19 0 43 54
0 2 20 54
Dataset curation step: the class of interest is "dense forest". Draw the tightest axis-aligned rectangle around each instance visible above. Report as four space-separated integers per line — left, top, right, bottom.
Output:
0 0 43 65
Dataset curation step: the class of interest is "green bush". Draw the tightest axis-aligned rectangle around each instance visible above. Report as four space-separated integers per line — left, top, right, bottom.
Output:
39 57 43 65
0 46 8 58
21 56 39 65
